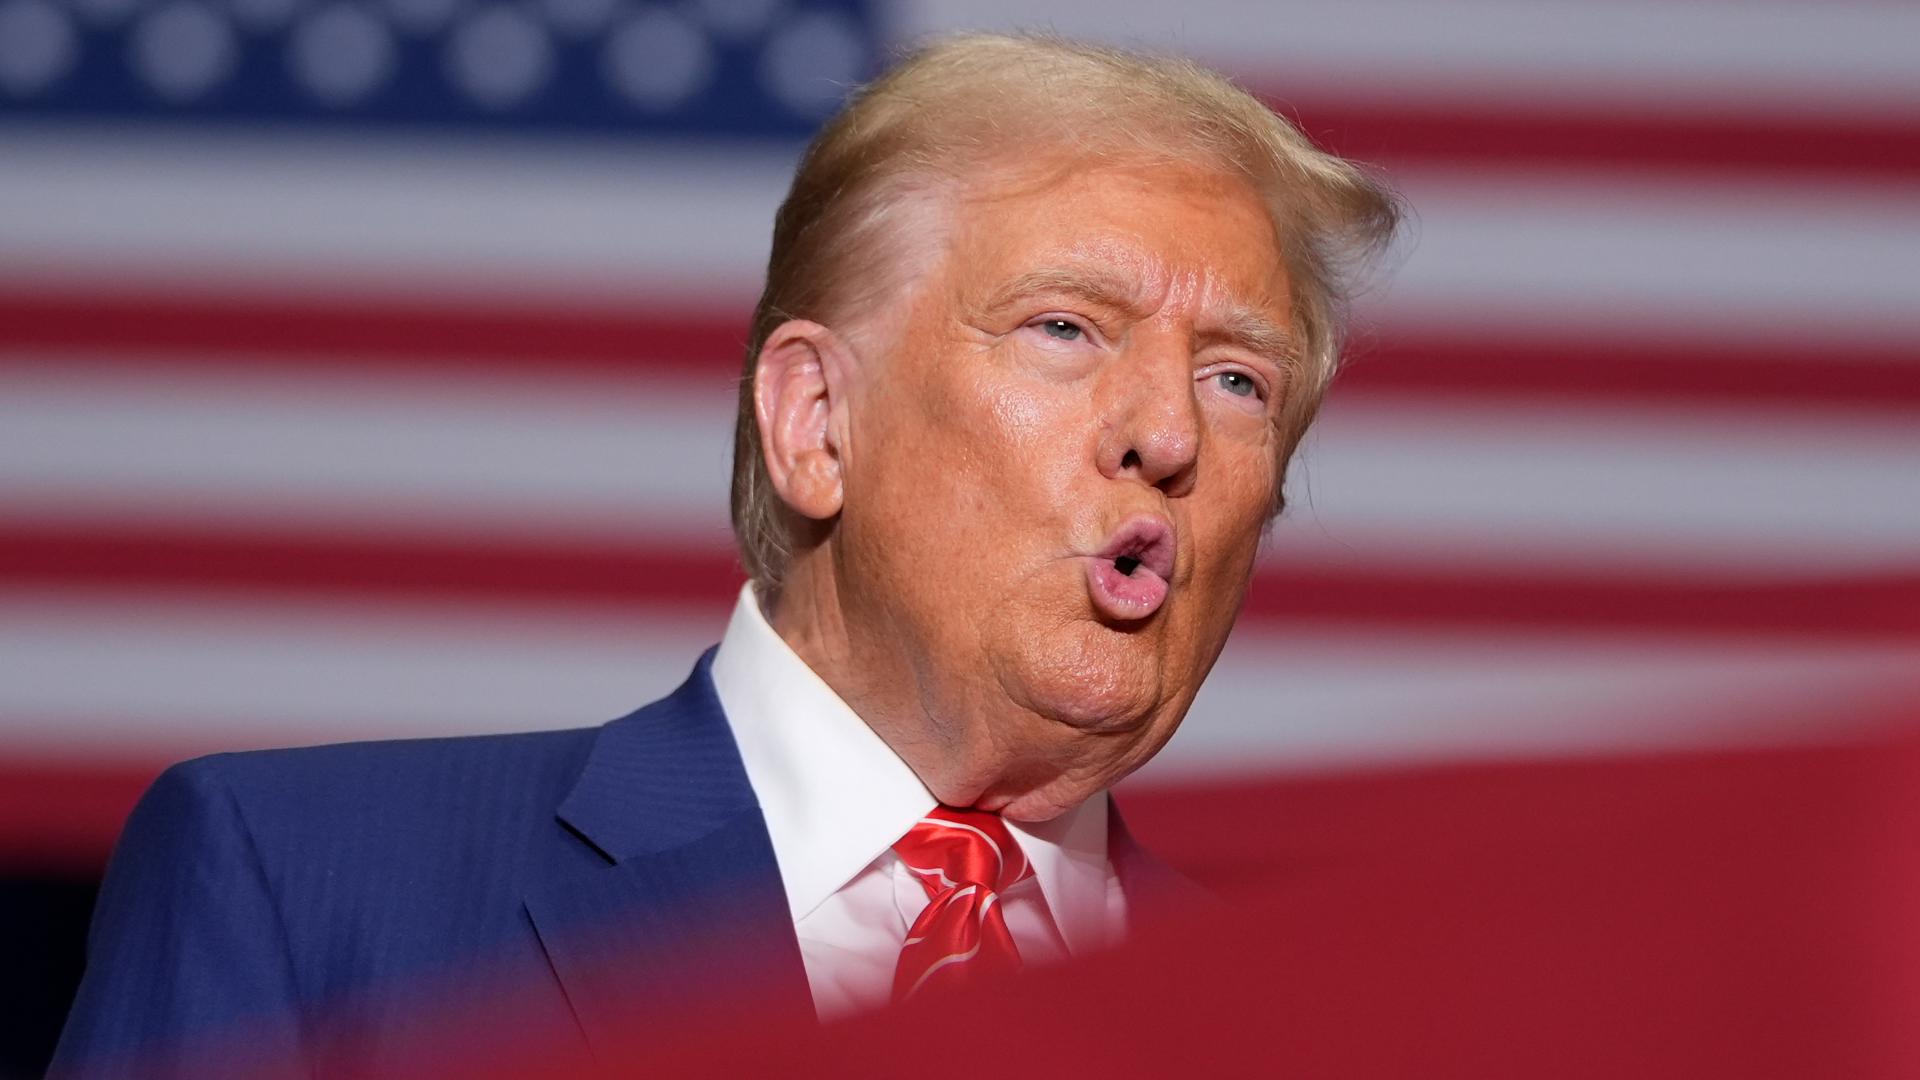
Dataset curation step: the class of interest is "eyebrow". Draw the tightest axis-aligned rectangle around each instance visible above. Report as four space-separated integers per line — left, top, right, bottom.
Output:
983 266 1153 319
1201 307 1297 369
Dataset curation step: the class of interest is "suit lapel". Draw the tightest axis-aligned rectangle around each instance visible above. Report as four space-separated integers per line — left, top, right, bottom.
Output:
523 651 811 1057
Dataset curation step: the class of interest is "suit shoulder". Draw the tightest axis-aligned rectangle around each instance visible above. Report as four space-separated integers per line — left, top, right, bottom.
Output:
161 728 600 868
192 727 599 796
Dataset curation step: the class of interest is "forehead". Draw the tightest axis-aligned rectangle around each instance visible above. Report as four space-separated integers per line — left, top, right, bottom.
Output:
939 160 1292 320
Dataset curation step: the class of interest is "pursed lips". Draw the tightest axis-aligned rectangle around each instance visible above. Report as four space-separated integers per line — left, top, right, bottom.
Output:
1083 514 1177 619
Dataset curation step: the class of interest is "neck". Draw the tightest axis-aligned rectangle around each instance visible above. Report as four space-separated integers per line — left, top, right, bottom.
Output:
767 547 1074 816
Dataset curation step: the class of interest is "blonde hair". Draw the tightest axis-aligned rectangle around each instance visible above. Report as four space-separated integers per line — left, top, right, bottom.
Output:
730 33 1400 589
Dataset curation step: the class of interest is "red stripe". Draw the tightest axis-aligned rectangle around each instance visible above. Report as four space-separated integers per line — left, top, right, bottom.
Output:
0 289 750 376
1247 566 1920 639
10 720 1920 874
3 523 1916 639
1267 95 1920 181
6 289 1918 411
0 524 742 610
0 760 157 874
1343 331 1920 411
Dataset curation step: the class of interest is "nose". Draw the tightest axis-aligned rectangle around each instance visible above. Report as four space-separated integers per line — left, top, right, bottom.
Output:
1098 347 1200 498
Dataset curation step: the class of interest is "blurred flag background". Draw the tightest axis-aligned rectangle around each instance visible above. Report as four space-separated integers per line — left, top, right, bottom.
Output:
3 0 1918 1073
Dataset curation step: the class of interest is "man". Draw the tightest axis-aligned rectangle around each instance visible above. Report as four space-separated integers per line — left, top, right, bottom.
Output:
52 33 1397 1077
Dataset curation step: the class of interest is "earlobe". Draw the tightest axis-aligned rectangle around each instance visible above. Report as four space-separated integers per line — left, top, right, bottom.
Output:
755 319 846 521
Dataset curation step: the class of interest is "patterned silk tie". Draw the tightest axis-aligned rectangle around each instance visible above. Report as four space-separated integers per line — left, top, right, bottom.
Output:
890 805 1035 1002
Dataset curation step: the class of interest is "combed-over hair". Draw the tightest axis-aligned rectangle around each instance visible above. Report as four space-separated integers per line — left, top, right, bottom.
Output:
730 33 1400 590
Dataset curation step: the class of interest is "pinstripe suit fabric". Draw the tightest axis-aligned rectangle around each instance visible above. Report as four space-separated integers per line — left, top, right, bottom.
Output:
50 649 1193 1077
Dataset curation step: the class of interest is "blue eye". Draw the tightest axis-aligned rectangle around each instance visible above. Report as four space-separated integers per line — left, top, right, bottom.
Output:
1216 371 1258 397
1039 319 1083 341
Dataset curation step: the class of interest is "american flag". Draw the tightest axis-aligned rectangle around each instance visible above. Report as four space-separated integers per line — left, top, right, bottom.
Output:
3 0 1918 869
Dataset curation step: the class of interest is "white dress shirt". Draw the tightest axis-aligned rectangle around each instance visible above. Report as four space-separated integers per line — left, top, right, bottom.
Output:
709 584 1127 1020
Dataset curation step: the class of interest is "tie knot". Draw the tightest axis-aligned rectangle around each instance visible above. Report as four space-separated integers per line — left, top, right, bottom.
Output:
893 806 1031 897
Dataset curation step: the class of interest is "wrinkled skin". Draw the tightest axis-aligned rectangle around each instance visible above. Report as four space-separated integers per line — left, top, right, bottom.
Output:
757 160 1292 821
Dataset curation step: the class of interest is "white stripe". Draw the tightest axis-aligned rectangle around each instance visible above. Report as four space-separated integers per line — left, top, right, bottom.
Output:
901 864 961 892
0 591 719 758
6 133 1920 335
0 363 735 541
0 128 788 301
8 366 1917 574
0 593 1908 770
1277 398 1920 574
1380 171 1920 335
903 940 984 1000
893 0 1920 114
1147 627 1919 778
913 817 1007 879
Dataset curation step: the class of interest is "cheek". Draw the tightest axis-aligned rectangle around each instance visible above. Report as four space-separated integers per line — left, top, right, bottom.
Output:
979 374 1057 444
901 361 1091 514
1194 456 1274 587
977 377 1091 487
844 357 1086 582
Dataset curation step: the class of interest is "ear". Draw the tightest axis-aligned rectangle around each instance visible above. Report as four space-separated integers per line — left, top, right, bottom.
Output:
754 319 853 521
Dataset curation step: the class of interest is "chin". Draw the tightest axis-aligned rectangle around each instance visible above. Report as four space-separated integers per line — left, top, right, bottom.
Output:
988 725 1172 823
995 624 1168 733
994 784 1095 824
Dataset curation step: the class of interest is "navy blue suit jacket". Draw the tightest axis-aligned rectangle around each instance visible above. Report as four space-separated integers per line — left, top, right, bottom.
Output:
52 651 1193 1077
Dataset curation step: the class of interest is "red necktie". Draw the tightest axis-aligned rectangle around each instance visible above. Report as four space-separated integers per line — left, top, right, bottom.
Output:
891 806 1034 1002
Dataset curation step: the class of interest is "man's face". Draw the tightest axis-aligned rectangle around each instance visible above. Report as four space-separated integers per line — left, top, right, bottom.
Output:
831 159 1292 819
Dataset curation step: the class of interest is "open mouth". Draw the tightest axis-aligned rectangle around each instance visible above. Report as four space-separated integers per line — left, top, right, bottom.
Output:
1097 517 1176 579
1086 516 1176 620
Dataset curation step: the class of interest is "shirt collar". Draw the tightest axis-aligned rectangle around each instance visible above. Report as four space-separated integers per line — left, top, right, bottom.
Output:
708 584 1112 950
1007 792 1114 956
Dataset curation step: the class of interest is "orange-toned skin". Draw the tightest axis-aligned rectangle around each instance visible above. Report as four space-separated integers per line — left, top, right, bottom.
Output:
755 161 1292 821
